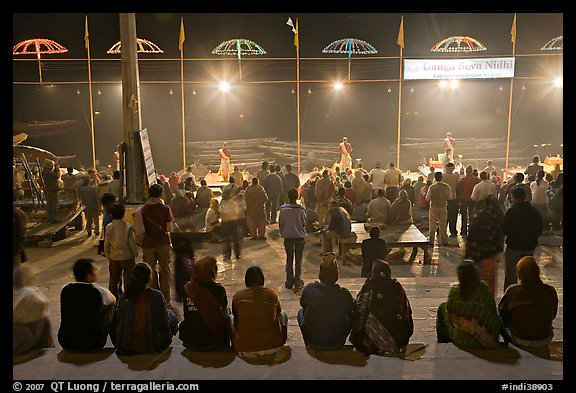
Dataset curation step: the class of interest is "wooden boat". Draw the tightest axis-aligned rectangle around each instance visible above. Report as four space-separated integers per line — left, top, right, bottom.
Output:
13 120 79 137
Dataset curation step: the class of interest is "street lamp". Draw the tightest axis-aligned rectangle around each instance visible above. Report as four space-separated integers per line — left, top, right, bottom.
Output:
554 77 563 87
219 81 230 92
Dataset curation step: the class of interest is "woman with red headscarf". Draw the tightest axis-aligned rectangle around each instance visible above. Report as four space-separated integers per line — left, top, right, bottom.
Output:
350 259 413 354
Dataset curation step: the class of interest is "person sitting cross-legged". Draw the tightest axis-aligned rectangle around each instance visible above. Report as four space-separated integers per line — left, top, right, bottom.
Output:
112 263 178 355
297 252 354 350
58 258 116 352
231 266 288 357
350 259 414 354
498 256 558 348
436 260 505 349
179 256 232 352
13 266 54 355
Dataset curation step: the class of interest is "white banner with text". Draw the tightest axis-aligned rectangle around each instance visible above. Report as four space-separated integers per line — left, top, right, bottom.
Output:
403 57 515 80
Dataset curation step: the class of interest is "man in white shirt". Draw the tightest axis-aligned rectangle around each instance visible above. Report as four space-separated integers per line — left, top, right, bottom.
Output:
179 165 197 185
383 162 403 202
425 171 451 247
368 162 386 194
471 171 498 204
366 189 391 223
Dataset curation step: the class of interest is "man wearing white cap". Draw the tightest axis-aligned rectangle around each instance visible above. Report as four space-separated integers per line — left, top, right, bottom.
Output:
339 136 353 171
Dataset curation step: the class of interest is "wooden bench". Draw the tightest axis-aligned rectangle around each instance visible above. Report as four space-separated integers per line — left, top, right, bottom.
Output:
339 222 431 266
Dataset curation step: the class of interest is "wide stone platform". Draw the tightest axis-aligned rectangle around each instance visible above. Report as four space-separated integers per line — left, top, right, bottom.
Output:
13 220 564 382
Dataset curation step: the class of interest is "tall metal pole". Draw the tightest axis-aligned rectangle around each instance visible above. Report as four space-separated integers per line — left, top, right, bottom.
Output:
36 51 43 84
396 44 403 168
505 14 517 180
85 16 97 171
396 16 404 169
296 19 301 178
120 13 145 203
180 18 187 171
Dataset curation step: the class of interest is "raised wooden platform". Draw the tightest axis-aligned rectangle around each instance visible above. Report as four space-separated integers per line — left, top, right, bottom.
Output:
24 206 85 246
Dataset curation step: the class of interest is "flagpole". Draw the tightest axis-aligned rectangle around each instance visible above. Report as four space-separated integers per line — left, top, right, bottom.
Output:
296 19 301 179
85 15 97 171
36 51 43 84
347 39 351 84
396 16 404 168
505 14 517 180
180 18 187 171
237 39 243 80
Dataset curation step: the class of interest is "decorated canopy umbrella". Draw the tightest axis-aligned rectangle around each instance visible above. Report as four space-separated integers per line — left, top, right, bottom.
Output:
431 36 487 53
541 35 563 51
322 38 377 83
212 38 266 80
106 38 164 54
13 38 68 83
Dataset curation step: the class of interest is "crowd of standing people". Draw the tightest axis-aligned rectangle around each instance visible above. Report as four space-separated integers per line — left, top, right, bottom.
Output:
13 151 561 359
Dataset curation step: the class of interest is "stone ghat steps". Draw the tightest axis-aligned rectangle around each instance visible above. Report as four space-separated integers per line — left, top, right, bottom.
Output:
13 339 563 381
16 277 563 381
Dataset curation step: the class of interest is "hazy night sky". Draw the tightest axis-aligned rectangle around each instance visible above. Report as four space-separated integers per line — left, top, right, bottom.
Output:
13 13 563 173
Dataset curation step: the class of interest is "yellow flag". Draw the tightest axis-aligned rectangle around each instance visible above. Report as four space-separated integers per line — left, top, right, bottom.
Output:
511 13 517 44
294 18 299 48
84 15 89 50
179 18 185 51
397 16 404 48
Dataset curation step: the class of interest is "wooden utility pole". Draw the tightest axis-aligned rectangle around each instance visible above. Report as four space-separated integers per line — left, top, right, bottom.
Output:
119 13 145 203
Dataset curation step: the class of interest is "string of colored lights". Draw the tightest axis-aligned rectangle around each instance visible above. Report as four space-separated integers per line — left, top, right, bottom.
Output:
431 36 487 53
211 39 266 56
322 38 377 56
106 38 164 54
540 36 563 51
12 38 69 57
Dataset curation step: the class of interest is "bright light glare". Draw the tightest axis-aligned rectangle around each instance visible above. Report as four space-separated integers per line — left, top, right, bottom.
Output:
554 77 563 87
333 82 343 90
439 80 448 88
449 80 460 89
219 81 230 92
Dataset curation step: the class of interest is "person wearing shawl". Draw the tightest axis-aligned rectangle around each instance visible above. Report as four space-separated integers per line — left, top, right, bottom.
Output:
244 177 268 240
13 266 54 355
351 259 414 354
112 263 178 355
179 256 231 351
168 171 181 195
436 260 504 349
387 189 413 225
464 194 505 296
158 175 173 206
339 136 353 171
219 142 232 182
400 178 416 206
297 253 354 349
498 256 558 348
232 266 287 357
